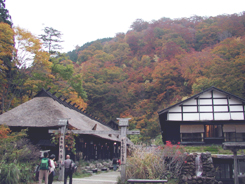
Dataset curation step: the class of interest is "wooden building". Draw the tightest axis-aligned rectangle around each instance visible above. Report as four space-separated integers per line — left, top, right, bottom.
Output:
158 87 245 145
212 154 245 184
0 88 123 160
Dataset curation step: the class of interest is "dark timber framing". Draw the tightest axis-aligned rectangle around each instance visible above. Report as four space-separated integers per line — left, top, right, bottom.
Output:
158 86 245 145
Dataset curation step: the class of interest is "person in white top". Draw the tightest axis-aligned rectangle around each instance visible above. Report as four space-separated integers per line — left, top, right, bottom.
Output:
48 154 56 184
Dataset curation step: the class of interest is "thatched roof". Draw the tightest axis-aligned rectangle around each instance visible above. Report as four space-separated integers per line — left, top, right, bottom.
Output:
0 89 123 142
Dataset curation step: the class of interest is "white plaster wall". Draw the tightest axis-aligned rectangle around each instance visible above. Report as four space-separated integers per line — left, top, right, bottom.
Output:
183 106 197 112
200 113 213 120
214 106 228 112
214 113 230 120
230 105 243 111
183 113 199 121
168 106 181 112
184 99 197 105
213 99 227 105
168 113 182 121
230 113 244 120
213 91 224 98
166 90 245 121
200 106 212 112
199 92 212 98
199 99 212 105
229 97 242 105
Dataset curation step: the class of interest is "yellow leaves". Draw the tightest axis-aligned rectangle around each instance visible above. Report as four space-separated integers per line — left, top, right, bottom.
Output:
65 91 87 110
0 59 8 71
48 74 55 79
0 23 14 59
0 125 11 139
14 26 49 68
94 50 114 62
34 50 51 71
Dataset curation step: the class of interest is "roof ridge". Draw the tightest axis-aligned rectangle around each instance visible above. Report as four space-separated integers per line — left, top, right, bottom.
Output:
34 88 112 128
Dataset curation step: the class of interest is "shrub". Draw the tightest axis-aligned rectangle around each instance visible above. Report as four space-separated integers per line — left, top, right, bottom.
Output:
0 163 20 184
126 141 186 181
0 125 40 184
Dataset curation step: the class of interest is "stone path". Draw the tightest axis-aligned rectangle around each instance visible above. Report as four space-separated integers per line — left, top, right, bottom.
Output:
52 171 120 184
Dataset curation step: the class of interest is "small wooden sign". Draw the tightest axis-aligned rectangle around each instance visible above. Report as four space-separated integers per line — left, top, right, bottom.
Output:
117 118 131 126
121 137 127 164
58 119 68 126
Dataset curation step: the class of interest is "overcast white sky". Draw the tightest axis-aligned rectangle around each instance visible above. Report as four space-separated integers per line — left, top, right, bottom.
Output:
6 0 245 53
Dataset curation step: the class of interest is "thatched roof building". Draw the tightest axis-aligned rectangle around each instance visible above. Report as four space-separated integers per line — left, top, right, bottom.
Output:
0 88 120 142
0 88 130 160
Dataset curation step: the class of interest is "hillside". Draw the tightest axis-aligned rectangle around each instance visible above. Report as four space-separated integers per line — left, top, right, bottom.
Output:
1 7 245 143
66 12 245 142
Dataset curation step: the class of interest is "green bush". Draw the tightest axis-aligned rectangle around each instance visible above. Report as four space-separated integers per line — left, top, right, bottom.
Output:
0 126 40 184
0 163 20 184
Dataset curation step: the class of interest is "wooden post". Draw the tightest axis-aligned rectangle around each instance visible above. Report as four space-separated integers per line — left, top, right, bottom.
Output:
117 118 131 183
57 119 68 181
233 149 239 184
222 143 245 184
48 118 140 182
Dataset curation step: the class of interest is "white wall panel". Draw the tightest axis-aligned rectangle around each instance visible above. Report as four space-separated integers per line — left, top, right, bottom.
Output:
184 99 197 105
214 113 230 120
199 99 212 105
229 98 242 105
213 99 227 105
214 106 228 112
200 113 213 120
199 92 211 98
168 106 181 112
230 105 243 111
183 113 199 121
199 106 212 112
183 106 197 112
168 113 182 121
213 91 225 98
231 113 244 120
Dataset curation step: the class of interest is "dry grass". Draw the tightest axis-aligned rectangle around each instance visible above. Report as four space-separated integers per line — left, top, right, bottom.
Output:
126 143 187 182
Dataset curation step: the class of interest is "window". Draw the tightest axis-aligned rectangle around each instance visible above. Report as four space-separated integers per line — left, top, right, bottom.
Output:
225 133 245 142
205 125 222 138
181 133 203 142
238 160 245 175
180 125 204 142
214 163 231 179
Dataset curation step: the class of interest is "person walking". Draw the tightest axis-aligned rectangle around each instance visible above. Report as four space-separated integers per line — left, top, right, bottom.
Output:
39 152 50 184
48 154 56 184
62 155 74 184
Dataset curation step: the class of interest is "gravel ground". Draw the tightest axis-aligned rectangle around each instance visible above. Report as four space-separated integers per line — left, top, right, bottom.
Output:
51 171 120 184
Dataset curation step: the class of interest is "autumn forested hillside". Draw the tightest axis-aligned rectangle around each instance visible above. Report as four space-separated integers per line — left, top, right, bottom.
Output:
1 5 245 143
66 13 245 142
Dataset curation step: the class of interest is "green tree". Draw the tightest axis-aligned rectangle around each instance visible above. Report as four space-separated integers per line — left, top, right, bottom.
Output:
47 53 87 101
0 0 12 26
0 26 51 114
0 23 15 114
